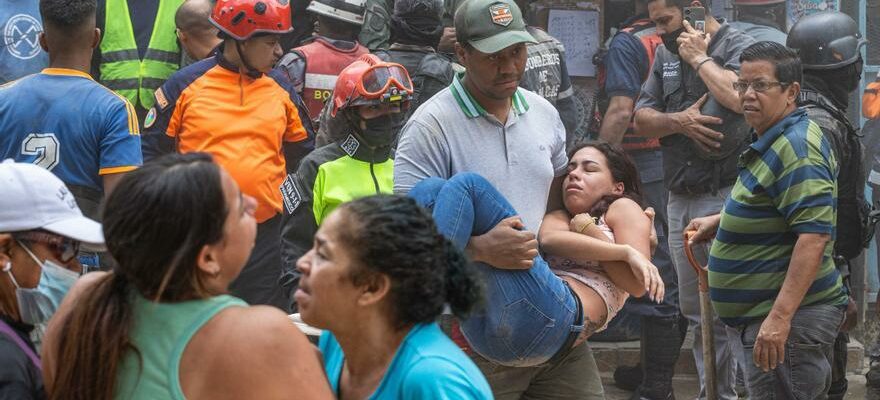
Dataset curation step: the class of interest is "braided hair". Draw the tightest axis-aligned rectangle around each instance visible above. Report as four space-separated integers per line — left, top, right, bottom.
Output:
336 195 483 328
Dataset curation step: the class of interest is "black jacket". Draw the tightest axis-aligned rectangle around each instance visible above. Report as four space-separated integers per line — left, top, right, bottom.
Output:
0 315 43 400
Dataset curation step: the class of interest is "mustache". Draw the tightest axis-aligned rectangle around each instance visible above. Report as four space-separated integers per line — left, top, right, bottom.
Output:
493 74 521 84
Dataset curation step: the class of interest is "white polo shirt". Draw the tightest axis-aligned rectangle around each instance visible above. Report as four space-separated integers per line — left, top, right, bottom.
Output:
394 73 568 232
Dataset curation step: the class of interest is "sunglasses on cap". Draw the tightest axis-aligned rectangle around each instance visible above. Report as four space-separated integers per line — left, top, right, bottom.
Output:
357 63 414 102
13 230 81 264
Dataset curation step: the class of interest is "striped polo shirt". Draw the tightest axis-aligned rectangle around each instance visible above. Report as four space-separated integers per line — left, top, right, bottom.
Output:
708 109 848 327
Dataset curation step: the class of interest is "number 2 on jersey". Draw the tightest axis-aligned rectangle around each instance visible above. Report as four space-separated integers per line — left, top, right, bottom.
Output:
21 133 60 170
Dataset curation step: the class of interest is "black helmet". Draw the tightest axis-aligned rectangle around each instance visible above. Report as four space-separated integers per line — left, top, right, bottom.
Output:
394 0 443 18
786 12 866 70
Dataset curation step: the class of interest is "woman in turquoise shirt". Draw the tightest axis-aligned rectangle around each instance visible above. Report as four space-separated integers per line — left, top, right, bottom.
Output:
40 153 334 400
295 195 493 399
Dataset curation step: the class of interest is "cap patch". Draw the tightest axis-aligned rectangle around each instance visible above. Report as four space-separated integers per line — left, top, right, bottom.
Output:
489 3 513 27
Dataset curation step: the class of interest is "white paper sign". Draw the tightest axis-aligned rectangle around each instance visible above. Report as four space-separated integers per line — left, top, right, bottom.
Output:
547 9 600 77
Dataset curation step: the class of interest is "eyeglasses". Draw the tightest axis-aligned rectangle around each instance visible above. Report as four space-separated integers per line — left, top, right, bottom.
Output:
13 230 81 263
733 80 789 94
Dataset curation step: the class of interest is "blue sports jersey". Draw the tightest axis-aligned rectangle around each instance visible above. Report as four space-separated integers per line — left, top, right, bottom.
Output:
0 68 142 193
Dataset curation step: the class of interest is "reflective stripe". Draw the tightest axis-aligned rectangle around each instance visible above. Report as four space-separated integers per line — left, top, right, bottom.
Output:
304 73 338 91
102 49 140 63
103 78 166 91
103 79 140 90
100 0 183 108
140 78 167 89
103 49 180 66
307 1 364 24
144 48 180 64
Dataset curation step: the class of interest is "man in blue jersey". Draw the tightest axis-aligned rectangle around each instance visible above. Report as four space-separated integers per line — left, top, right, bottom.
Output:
0 0 141 225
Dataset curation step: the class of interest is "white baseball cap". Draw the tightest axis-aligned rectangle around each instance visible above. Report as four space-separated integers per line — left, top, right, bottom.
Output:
0 160 104 246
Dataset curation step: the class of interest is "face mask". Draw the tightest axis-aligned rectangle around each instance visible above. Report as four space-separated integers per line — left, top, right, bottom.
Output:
4 241 80 325
350 111 406 149
843 60 864 93
661 27 685 55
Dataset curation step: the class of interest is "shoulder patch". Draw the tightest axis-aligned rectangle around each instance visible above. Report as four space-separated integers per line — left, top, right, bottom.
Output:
144 107 157 128
154 88 169 110
280 174 304 214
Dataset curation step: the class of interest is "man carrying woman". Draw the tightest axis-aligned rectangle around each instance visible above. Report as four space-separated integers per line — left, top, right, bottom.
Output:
394 0 660 395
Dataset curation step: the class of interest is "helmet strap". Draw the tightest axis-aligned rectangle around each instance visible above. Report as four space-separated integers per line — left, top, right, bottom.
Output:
235 40 263 79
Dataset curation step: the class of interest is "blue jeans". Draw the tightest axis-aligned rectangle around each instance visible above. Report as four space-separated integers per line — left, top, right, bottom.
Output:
410 173 583 367
739 304 844 400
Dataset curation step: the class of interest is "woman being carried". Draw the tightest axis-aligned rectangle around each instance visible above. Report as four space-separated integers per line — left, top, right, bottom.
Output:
409 141 663 366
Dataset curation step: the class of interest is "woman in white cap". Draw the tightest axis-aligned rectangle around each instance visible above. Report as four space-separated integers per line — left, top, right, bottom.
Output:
40 153 333 400
0 159 104 399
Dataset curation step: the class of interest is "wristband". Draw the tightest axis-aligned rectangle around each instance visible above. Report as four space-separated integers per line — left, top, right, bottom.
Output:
695 57 714 74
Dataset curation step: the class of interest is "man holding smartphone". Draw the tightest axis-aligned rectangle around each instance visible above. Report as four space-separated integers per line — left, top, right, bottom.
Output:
633 1 754 399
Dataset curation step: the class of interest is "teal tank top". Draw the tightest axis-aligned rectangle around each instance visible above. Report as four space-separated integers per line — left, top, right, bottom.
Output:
114 294 247 399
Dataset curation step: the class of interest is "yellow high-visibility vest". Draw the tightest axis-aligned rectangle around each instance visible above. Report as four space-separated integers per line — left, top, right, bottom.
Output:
99 0 183 109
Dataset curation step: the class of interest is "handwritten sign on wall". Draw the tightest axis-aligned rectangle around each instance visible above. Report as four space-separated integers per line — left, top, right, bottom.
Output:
787 0 838 28
547 9 599 77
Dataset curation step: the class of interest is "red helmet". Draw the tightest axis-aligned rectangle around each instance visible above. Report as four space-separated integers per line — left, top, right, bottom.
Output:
331 54 414 116
210 0 293 41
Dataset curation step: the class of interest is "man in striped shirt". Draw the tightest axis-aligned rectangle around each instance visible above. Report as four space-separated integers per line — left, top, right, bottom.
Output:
687 41 847 398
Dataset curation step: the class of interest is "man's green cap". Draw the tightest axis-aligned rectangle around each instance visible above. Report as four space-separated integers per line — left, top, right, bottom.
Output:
454 0 536 54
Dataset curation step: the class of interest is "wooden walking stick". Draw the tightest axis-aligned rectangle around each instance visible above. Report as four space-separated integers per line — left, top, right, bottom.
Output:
684 230 717 400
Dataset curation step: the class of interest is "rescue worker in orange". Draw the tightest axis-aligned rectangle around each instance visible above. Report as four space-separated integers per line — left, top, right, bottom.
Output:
141 0 315 311
278 0 370 125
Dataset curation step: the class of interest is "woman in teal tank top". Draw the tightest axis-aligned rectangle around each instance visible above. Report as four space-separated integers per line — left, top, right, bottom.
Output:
295 195 493 399
41 153 334 400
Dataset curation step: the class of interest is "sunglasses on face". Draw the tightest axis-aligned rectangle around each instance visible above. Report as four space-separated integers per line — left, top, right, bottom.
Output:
13 230 81 264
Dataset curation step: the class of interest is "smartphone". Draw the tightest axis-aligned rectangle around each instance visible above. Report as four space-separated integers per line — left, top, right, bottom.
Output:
684 6 706 32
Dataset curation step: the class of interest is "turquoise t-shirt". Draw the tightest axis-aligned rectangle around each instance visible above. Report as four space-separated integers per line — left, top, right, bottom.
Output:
319 322 493 399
